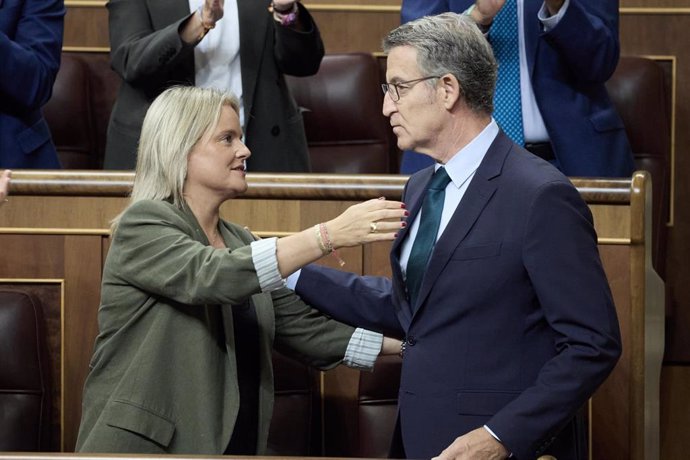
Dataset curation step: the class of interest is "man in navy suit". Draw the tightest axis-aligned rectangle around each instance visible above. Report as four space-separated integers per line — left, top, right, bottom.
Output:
0 0 64 168
293 13 621 460
399 0 635 178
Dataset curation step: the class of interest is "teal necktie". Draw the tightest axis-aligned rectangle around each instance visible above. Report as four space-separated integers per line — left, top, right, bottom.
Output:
406 167 452 306
492 0 524 145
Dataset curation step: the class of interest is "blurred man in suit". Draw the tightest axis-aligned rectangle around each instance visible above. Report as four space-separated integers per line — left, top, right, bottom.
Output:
0 0 64 168
292 13 621 460
398 0 635 179
104 0 322 172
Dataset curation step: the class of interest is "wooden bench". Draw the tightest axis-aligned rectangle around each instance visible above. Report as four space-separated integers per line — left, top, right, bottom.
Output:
0 171 663 459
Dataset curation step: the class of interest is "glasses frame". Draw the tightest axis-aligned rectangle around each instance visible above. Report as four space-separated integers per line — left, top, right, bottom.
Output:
381 76 442 102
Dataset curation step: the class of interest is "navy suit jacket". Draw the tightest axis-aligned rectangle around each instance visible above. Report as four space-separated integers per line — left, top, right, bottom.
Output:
0 0 64 168
400 0 635 177
296 131 621 459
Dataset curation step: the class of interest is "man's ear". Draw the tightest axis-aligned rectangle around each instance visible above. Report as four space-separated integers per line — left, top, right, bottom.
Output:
438 74 462 110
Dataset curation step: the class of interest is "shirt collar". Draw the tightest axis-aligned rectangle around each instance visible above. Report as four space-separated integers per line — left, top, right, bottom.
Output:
435 119 499 188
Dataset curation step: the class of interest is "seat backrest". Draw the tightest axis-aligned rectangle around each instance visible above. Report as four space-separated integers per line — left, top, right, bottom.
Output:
355 355 401 458
267 351 321 455
286 53 393 173
44 53 119 170
605 56 671 278
0 289 52 451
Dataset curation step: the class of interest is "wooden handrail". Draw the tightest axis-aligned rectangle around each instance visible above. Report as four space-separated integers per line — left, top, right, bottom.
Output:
6 170 635 203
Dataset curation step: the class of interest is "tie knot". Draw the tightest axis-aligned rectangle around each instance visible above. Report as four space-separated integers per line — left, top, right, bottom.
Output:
428 167 451 191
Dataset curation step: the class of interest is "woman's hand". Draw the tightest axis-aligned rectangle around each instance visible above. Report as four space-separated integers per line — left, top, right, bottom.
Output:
326 197 407 249
0 170 11 205
274 197 406 278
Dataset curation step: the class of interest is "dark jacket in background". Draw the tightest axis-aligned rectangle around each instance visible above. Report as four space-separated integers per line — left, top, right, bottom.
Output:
104 0 323 172
0 0 64 168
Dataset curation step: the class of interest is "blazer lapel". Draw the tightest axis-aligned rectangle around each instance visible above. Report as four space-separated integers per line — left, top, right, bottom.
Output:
412 131 513 314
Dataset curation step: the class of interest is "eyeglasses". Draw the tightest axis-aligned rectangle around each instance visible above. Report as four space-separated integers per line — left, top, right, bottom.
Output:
381 76 441 102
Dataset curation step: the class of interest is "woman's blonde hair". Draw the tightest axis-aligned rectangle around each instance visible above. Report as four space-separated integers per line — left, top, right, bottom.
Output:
111 86 240 231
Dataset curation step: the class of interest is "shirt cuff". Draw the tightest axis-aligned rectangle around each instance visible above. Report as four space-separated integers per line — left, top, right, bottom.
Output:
538 0 569 32
285 269 301 290
342 328 383 370
251 237 285 292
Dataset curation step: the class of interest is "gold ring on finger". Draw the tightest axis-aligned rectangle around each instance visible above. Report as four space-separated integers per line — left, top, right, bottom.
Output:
369 222 378 233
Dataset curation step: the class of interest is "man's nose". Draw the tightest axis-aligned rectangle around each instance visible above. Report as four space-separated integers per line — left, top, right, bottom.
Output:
382 91 396 117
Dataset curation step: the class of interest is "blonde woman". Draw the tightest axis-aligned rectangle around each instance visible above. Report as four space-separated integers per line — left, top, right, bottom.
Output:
76 86 405 454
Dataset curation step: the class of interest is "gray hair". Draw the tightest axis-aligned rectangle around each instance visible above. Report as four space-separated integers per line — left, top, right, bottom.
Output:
112 86 240 231
383 12 497 115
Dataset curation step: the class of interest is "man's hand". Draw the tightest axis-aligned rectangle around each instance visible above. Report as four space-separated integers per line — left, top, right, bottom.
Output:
431 427 509 460
381 337 402 355
201 0 224 26
471 0 506 26
272 0 298 13
544 0 566 16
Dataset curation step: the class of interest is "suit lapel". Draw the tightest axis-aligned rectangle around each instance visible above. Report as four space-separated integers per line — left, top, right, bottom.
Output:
238 0 269 128
412 131 513 314
391 168 434 328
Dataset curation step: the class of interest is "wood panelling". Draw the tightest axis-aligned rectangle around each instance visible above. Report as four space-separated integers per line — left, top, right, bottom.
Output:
616 8 690 454
63 5 108 51
619 10 690 364
660 365 690 459
62 236 103 451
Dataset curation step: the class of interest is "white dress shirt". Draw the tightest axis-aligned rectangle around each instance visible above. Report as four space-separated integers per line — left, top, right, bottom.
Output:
189 0 245 125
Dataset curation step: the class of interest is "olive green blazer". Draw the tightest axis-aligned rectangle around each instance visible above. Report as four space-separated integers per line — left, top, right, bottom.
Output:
76 200 353 454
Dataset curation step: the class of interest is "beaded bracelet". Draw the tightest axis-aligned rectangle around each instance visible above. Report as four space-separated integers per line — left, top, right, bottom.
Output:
314 223 345 266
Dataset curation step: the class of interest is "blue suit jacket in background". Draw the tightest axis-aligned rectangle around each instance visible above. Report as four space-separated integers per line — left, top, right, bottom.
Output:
0 0 64 168
399 0 635 178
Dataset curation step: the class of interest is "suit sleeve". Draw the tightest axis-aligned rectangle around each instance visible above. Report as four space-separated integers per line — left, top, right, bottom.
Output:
542 0 620 83
107 0 194 85
400 0 453 23
487 180 621 459
0 0 64 110
272 3 324 76
110 201 265 306
271 285 355 370
296 264 405 339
